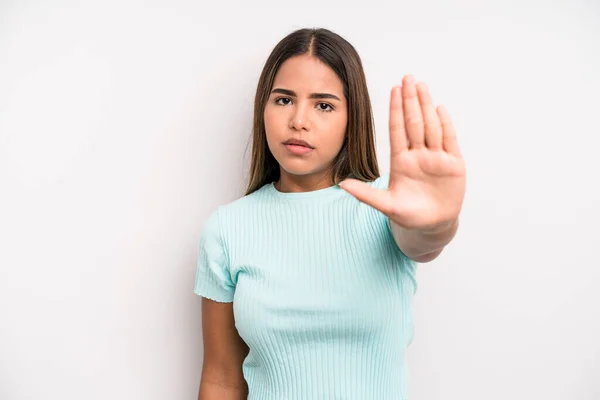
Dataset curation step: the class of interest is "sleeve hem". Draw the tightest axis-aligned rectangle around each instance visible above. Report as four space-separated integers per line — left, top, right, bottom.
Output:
193 287 234 303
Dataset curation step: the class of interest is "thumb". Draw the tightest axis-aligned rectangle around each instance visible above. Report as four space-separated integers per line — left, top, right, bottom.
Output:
339 179 392 215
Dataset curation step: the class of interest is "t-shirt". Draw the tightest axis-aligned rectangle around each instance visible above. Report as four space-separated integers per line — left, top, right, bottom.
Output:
194 173 418 400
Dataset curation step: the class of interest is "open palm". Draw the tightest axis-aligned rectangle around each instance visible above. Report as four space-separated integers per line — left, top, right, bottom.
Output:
340 75 466 230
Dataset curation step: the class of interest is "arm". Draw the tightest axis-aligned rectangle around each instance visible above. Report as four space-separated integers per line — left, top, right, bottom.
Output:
390 218 459 263
198 298 249 400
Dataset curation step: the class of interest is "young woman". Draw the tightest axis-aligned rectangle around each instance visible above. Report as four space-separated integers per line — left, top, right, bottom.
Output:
194 27 466 400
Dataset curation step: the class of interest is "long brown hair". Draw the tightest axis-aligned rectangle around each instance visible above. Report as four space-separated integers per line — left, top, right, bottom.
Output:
245 27 379 196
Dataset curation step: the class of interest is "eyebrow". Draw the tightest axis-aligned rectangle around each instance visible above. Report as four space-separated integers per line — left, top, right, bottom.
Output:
270 88 341 101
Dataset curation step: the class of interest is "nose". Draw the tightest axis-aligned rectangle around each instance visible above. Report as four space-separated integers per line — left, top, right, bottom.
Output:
288 103 311 131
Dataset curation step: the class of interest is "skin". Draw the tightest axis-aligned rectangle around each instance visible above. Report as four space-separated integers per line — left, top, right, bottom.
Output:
263 54 348 193
198 300 249 399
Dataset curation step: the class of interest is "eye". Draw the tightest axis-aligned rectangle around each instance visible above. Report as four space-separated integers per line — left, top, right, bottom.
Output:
317 103 334 112
275 97 291 106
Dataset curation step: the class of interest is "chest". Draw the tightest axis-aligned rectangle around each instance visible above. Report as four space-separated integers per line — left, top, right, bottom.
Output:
229 225 404 349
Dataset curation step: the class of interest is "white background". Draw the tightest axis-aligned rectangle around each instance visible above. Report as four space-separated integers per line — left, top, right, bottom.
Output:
1 1 599 399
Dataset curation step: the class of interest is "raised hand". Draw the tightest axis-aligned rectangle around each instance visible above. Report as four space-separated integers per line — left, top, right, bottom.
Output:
340 75 466 231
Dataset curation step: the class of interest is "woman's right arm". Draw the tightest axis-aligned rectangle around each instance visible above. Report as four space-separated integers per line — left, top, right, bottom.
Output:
198 298 250 400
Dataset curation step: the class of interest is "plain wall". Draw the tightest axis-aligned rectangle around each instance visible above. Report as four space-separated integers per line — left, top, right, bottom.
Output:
1 0 599 399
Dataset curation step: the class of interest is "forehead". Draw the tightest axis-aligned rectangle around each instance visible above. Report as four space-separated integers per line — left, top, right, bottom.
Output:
272 55 343 94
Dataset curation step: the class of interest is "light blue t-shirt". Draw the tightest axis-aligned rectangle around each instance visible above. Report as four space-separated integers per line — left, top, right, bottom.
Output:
194 173 417 400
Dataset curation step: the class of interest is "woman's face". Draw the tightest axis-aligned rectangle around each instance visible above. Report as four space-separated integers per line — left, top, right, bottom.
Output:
264 54 348 183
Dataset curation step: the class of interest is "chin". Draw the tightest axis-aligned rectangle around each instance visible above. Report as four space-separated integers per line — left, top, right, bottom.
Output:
279 165 315 177
278 161 329 178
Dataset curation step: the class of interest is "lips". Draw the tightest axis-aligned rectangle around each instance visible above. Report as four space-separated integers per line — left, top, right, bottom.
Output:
283 139 313 149
283 139 314 155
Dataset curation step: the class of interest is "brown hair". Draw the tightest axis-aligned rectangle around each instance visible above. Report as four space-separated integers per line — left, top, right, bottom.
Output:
244 27 379 196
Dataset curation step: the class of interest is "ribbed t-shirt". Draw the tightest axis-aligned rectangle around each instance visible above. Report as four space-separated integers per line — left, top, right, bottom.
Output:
194 173 418 400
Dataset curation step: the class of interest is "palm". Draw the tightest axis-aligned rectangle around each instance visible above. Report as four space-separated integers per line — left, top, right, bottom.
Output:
341 75 466 230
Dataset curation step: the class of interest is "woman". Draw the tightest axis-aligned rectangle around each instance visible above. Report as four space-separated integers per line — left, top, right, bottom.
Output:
194 27 466 399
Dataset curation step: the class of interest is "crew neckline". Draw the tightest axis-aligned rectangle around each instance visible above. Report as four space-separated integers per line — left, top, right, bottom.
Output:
264 181 343 199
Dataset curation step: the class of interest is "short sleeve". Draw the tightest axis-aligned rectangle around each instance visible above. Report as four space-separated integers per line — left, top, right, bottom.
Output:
370 172 390 190
193 208 235 302
368 172 392 233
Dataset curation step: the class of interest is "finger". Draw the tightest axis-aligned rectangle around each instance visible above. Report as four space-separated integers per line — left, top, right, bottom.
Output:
417 82 443 150
338 179 393 215
438 105 461 156
389 85 408 157
402 75 424 149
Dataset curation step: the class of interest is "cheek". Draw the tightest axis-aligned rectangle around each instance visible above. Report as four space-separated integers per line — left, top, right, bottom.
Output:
264 107 282 137
322 115 347 146
263 109 282 154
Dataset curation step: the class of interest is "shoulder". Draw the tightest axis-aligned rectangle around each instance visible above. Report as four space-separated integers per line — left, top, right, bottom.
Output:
217 183 270 215
369 173 391 190
198 188 265 259
204 183 272 234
